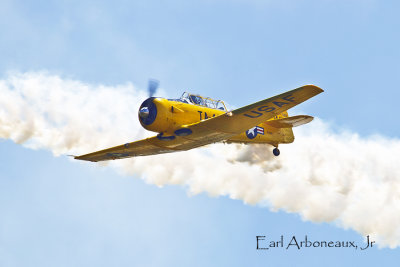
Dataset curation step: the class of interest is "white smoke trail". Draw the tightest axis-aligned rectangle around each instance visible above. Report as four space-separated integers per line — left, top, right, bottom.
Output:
1 71 399 248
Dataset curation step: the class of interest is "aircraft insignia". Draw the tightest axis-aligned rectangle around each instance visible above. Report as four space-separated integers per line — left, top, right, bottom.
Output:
246 126 264 139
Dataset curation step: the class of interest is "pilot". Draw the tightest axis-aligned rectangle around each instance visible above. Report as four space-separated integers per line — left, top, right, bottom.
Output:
189 95 203 105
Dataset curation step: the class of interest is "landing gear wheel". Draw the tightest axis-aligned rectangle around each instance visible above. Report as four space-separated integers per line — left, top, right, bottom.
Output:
273 147 280 156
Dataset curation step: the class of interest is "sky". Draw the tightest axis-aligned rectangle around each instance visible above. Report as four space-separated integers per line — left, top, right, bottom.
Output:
0 0 400 266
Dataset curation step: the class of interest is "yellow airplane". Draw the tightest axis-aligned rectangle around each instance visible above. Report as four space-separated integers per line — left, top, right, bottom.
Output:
75 81 323 162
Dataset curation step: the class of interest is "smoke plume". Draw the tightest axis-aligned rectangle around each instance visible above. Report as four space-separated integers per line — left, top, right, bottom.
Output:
1 71 399 248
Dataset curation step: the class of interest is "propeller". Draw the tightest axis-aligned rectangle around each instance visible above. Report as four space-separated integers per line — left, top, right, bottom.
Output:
148 79 159 97
139 79 159 120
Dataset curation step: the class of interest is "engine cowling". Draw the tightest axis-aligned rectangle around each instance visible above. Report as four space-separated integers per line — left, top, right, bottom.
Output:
138 97 171 133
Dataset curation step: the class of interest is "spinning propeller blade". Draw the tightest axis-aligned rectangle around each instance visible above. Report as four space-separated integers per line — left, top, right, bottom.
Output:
148 79 159 97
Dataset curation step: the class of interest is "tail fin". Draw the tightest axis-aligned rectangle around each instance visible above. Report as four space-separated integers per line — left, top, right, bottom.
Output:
272 111 289 120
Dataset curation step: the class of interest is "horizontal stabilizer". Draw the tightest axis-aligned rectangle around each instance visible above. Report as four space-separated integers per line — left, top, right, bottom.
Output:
265 115 314 128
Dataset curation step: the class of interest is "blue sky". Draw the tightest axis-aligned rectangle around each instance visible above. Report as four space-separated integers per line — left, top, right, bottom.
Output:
1 0 399 266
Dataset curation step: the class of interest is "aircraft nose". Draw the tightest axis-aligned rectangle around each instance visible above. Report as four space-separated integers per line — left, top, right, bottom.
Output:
138 97 158 126
139 107 150 118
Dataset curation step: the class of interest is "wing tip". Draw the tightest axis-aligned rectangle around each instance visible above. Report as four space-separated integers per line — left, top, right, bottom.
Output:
74 155 98 162
67 154 93 161
303 84 324 93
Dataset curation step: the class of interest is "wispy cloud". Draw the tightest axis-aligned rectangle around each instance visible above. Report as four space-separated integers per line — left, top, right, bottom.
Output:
1 71 399 248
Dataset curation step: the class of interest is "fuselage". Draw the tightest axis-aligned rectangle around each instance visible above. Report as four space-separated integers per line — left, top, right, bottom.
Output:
138 95 294 147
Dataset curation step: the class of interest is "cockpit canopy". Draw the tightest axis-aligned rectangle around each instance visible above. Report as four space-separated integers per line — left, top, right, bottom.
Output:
169 92 227 111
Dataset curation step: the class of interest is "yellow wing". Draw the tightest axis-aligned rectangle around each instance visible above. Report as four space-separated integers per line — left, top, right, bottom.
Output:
75 85 323 162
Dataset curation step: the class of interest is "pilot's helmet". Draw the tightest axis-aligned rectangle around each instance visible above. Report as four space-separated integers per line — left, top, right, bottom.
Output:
190 95 202 105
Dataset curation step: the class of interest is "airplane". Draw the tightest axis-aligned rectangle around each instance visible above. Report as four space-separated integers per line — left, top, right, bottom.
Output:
75 81 323 162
